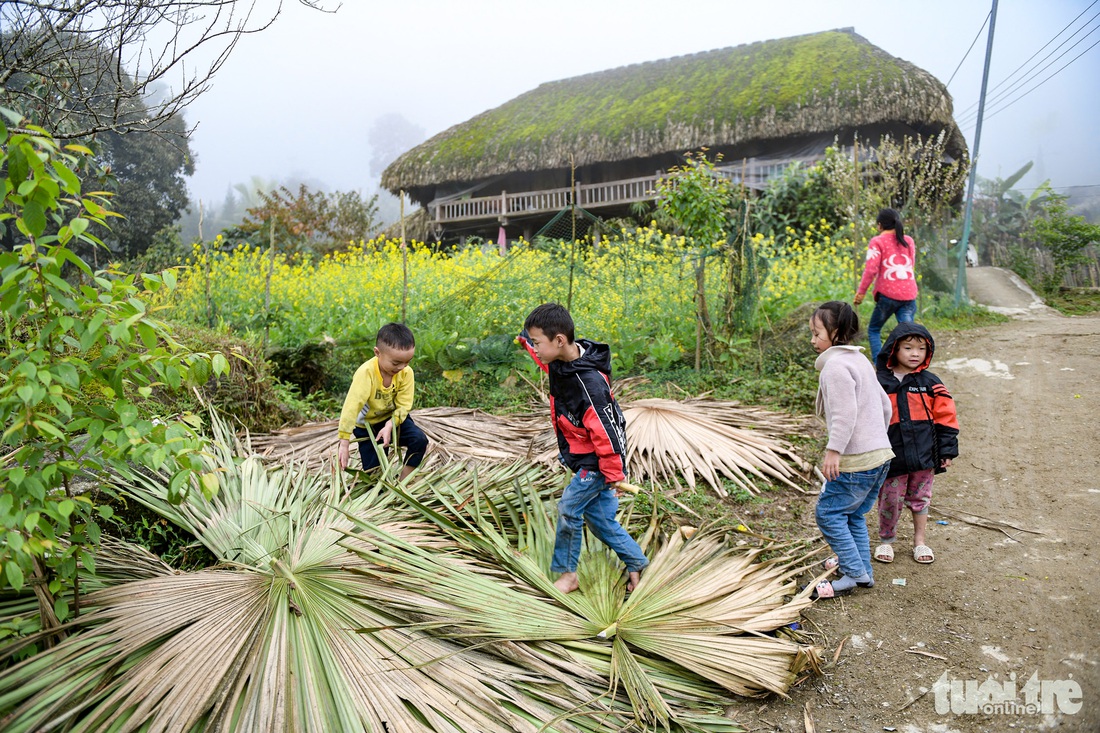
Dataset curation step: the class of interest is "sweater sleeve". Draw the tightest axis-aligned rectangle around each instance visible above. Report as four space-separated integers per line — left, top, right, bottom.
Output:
822 363 859 454
881 384 893 431
392 368 414 426
338 363 375 440
857 239 882 296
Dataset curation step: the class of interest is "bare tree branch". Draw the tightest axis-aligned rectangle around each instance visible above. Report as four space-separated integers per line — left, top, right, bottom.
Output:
1 0 335 139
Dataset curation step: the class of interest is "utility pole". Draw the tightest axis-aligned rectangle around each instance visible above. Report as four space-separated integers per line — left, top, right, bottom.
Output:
955 0 999 306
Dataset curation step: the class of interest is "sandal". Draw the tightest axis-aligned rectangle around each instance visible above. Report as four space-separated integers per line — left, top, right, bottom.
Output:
913 545 935 564
874 544 895 563
809 580 854 600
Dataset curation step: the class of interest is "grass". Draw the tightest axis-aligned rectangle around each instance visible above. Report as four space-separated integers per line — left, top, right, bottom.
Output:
1045 288 1100 316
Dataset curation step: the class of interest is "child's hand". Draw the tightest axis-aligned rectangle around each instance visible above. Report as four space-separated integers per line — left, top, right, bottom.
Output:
853 292 865 306
377 420 394 448
940 458 952 469
338 439 350 470
821 450 841 481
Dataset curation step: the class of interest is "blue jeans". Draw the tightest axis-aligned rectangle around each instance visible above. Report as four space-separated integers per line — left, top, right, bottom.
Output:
868 295 917 362
551 469 649 574
815 462 890 581
352 415 429 470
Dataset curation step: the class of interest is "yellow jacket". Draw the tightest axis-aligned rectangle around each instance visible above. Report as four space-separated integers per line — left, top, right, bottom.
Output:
337 357 415 440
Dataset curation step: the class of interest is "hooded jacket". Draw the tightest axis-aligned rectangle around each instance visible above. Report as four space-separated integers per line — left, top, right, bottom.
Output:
520 337 628 482
875 323 960 476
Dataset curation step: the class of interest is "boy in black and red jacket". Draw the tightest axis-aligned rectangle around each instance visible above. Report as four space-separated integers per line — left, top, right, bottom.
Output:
518 303 648 595
874 322 959 566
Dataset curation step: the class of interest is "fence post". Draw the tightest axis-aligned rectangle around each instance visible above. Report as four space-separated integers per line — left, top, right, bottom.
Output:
262 220 275 351
401 190 408 323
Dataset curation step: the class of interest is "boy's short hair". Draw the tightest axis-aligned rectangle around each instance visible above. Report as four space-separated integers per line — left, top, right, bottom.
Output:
376 322 415 350
524 303 574 343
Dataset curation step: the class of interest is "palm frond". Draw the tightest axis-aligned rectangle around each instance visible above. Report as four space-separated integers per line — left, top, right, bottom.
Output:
342 466 821 728
0 416 636 733
249 398 813 496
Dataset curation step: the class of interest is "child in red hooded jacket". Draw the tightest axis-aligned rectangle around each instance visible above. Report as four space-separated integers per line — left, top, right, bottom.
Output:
874 322 959 565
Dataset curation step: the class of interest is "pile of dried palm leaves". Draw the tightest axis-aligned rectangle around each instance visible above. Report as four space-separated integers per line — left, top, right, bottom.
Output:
249 406 558 469
250 397 815 496
0 414 823 733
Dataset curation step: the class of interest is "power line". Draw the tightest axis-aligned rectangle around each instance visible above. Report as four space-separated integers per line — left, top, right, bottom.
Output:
958 29 1100 130
947 11 991 87
955 1 1100 120
957 14 1100 125
980 33 1100 123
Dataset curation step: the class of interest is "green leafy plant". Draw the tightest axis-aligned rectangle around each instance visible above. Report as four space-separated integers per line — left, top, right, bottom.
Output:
0 109 228 623
646 332 684 370
1031 194 1100 294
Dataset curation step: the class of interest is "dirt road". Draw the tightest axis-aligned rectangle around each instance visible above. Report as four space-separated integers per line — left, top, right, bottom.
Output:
731 277 1100 732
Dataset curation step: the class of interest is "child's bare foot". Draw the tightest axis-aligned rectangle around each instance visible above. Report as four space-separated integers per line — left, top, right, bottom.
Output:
626 570 642 593
553 572 580 594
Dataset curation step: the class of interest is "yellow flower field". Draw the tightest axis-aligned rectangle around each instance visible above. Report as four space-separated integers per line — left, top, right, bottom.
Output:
161 223 856 365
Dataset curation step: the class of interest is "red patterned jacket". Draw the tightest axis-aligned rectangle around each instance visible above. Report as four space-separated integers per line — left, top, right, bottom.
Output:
858 231 918 302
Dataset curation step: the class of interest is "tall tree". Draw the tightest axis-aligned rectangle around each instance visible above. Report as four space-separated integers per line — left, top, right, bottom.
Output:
99 110 196 259
368 113 425 179
2 33 197 259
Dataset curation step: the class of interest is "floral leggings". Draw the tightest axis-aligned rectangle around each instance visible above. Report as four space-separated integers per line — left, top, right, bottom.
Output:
877 469 934 542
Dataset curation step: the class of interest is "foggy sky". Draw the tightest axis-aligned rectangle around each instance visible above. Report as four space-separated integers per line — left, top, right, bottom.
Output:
182 0 1100 207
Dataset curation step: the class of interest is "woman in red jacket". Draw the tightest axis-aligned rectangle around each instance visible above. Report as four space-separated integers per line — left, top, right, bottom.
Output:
853 208 918 361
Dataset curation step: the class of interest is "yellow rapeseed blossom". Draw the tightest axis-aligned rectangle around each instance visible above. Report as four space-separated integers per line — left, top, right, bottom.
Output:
161 223 854 352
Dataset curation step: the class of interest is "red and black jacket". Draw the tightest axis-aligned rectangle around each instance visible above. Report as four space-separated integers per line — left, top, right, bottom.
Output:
520 336 628 482
875 323 960 477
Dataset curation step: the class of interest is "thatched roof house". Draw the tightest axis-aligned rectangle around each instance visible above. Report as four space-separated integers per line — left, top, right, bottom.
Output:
382 28 966 240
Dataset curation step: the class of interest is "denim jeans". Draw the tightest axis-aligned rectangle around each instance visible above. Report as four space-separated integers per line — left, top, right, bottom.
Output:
352 415 429 470
551 469 649 574
816 462 891 581
868 295 917 361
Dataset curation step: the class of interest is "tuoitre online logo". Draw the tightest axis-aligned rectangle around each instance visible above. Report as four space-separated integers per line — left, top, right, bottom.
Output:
932 671 1082 716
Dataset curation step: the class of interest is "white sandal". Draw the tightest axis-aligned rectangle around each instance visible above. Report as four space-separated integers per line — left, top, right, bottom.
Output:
913 544 935 564
874 544 895 563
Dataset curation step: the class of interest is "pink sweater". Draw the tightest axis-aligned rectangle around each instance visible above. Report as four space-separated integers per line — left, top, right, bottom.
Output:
814 346 893 456
857 231 918 301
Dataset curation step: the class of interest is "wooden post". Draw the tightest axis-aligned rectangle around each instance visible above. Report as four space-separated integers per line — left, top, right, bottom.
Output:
400 190 408 323
262 220 275 351
200 200 214 328
852 137 862 289
499 190 507 255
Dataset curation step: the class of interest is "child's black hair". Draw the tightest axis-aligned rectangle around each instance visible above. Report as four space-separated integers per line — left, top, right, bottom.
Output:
877 208 910 251
376 322 415 350
524 303 575 343
813 301 859 346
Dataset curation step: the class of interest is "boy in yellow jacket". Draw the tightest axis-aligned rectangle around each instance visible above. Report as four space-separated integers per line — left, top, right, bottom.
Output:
337 323 428 479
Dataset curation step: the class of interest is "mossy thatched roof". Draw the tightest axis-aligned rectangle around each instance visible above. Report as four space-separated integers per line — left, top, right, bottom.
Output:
382 29 964 196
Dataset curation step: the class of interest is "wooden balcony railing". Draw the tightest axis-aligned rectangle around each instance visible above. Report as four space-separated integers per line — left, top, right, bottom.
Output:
430 155 827 225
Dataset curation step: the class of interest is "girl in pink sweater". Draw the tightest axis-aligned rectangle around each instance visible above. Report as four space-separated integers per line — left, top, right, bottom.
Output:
853 208 918 361
810 301 894 599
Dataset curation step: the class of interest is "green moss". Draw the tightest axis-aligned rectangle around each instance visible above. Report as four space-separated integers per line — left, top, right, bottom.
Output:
386 29 948 188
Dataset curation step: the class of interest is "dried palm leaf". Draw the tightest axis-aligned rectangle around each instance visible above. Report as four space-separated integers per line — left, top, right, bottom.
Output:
248 407 557 471
344 470 821 729
250 397 812 496
0 417 635 733
623 399 811 496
